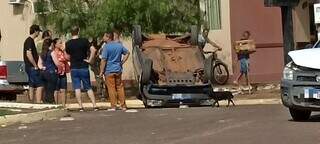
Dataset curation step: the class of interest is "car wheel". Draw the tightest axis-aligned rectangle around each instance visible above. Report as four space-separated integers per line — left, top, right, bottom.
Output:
141 59 153 85
190 25 198 46
289 108 311 121
133 25 142 47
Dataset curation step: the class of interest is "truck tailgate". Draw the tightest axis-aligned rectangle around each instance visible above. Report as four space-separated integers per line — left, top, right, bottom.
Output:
5 61 28 83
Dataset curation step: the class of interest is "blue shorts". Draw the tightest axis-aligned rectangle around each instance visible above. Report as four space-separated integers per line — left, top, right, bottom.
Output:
240 58 249 74
56 74 67 90
26 68 44 88
70 68 92 90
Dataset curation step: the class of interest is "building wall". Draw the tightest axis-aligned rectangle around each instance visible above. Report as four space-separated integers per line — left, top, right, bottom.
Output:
0 1 136 84
205 0 233 74
230 0 284 83
293 0 310 44
200 0 234 74
121 38 135 80
0 1 36 61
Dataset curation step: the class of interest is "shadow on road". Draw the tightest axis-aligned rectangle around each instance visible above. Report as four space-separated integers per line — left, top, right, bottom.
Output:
288 114 320 122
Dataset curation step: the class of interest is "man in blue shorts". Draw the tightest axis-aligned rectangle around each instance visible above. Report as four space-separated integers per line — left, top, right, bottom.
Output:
23 24 44 103
65 26 97 111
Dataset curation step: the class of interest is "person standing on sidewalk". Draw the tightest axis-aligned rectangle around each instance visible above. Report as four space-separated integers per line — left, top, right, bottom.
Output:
65 26 97 111
88 38 105 101
23 25 44 103
52 38 70 107
38 39 58 103
99 31 130 111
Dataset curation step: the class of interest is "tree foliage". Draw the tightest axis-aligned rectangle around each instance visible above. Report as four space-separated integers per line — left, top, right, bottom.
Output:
36 0 201 37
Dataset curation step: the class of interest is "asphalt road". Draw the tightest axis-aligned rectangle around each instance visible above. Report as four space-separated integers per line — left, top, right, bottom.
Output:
1 105 320 144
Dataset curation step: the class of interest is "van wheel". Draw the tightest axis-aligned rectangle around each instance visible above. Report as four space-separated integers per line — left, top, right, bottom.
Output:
289 108 311 121
141 59 153 84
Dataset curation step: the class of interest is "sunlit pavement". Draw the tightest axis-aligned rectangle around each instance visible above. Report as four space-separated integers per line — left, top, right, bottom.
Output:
1 105 320 144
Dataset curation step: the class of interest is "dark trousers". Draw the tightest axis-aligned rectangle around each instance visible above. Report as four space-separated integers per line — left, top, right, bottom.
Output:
42 71 58 103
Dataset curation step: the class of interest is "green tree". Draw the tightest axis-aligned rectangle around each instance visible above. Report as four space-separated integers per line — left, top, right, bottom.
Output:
36 0 202 38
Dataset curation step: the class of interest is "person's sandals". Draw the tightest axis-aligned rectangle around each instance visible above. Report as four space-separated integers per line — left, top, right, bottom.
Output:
93 107 99 111
119 107 127 111
107 108 116 112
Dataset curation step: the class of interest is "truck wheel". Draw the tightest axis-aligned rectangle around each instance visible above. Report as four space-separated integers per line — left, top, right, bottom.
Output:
289 108 311 121
133 25 142 47
190 25 198 46
141 59 153 85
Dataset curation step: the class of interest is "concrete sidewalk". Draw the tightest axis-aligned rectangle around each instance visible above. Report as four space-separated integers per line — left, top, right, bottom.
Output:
66 98 282 110
0 109 68 126
0 102 61 109
0 102 68 126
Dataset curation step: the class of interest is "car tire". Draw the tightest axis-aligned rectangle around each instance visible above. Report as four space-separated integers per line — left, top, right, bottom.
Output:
190 25 198 46
141 59 153 85
133 25 142 47
289 108 311 121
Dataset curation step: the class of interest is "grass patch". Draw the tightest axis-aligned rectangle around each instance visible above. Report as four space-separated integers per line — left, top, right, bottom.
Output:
0 109 16 116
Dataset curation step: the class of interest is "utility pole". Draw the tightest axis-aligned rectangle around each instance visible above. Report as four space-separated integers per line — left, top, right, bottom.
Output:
281 6 295 64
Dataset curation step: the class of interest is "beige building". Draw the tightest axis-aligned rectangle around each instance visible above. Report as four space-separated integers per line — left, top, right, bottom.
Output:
0 0 36 61
0 0 137 82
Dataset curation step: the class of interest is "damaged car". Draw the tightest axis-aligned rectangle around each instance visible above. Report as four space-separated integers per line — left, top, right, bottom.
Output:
282 43 320 121
131 25 229 108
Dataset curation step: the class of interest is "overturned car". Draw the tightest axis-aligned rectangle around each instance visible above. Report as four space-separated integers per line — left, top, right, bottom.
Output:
282 42 320 121
131 25 229 108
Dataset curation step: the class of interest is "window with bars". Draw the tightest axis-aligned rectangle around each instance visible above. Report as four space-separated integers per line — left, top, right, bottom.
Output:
205 0 221 30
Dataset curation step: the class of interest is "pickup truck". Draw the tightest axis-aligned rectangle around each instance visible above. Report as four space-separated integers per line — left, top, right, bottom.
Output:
0 60 28 100
281 41 320 121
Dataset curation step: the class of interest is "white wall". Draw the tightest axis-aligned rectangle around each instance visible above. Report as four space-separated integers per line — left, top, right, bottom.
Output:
0 1 36 60
201 0 233 73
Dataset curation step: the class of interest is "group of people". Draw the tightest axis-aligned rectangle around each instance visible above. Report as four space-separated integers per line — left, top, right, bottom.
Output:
23 24 130 111
23 23 252 111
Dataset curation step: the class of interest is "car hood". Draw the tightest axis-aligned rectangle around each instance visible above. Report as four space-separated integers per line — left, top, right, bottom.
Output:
288 48 320 69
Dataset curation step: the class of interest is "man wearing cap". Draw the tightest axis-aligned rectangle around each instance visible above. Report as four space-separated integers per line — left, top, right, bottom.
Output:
23 24 44 103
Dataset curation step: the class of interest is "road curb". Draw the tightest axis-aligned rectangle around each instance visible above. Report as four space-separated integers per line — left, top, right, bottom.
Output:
223 98 282 106
0 109 68 126
66 98 282 109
